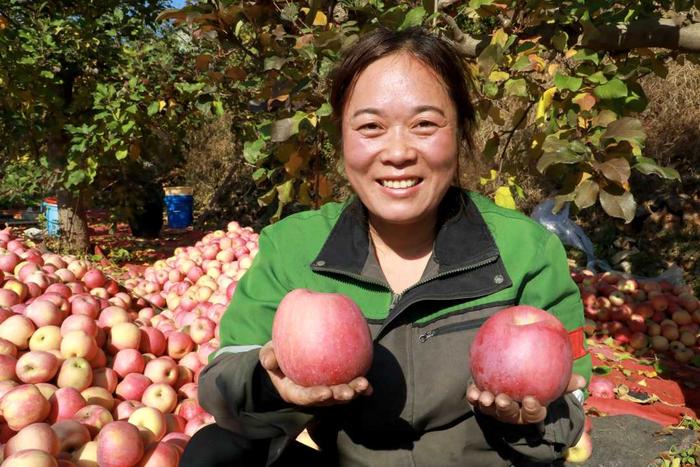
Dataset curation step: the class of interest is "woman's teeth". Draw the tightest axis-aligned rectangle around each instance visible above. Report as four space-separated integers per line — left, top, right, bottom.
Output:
381 179 419 189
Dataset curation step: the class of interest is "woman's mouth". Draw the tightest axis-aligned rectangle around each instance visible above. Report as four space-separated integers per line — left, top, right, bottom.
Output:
378 178 422 189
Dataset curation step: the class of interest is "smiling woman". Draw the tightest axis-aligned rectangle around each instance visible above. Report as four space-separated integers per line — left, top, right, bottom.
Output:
185 27 591 467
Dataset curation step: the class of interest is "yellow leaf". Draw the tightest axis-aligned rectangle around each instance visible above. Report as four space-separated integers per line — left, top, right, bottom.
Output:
547 63 559 77
488 71 510 82
306 113 317 127
494 186 516 209
638 379 647 387
158 100 166 112
312 11 328 26
578 116 588 129
580 172 593 182
491 28 509 48
535 87 557 120
565 48 577 59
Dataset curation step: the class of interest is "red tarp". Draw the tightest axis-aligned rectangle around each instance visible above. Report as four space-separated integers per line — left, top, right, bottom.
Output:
584 338 700 426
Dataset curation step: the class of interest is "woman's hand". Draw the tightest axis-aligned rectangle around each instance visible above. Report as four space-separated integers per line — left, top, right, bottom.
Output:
259 341 374 407
466 373 586 424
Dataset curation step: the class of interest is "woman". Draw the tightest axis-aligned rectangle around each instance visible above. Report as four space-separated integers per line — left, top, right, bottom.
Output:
182 27 591 467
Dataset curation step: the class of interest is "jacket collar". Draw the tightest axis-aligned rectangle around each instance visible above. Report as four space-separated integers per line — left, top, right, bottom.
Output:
311 187 501 276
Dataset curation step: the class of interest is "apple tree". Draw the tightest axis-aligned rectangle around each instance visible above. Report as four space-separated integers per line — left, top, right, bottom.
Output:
162 0 697 222
0 0 223 251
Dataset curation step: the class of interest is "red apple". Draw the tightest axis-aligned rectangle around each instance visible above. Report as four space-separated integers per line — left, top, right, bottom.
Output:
0 384 51 430
2 449 58 467
96 421 144 467
272 289 373 387
73 404 114 437
137 441 180 467
115 373 152 401
49 387 87 423
5 422 60 457
15 350 59 384
469 305 572 405
51 419 91 454
112 348 145 378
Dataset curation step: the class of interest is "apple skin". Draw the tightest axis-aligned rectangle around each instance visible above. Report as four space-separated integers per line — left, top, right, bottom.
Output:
469 305 573 405
73 404 114 438
15 350 59 384
141 383 178 414
115 373 152 401
136 441 180 467
112 348 145 378
0 314 36 349
5 422 60 457
128 406 167 445
113 399 145 420
96 421 144 467
92 367 119 393
0 354 17 382
143 357 178 386
2 449 58 467
0 383 51 430
49 387 87 423
72 440 98 467
272 289 374 387
51 419 92 454
564 431 593 463
29 325 63 352
57 357 93 391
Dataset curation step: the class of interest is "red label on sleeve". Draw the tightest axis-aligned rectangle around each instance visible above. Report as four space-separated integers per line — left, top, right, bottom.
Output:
569 327 587 359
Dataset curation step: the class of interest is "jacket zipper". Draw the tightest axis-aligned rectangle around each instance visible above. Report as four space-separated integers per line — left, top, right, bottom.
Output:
418 316 490 343
376 255 499 337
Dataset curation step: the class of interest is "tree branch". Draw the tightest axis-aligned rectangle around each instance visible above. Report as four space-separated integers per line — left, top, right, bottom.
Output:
582 19 700 53
441 14 489 58
441 15 700 57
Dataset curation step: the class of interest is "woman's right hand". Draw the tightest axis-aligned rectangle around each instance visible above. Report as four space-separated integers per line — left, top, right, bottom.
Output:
259 341 373 407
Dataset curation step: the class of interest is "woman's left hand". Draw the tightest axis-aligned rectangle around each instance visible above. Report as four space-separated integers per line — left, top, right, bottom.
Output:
466 373 586 425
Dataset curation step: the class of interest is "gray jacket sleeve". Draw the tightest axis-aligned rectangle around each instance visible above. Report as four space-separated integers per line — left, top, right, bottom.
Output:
474 391 585 464
197 348 315 465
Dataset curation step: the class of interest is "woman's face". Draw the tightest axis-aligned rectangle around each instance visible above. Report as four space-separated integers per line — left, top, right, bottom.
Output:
342 52 459 228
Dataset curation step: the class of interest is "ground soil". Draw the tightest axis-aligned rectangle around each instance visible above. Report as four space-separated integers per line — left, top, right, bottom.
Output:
569 415 698 467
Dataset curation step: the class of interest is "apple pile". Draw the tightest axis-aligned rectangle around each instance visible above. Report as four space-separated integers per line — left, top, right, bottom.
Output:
573 269 700 364
0 221 258 466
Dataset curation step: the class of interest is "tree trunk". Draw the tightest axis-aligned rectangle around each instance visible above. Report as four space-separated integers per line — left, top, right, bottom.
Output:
56 189 90 253
47 133 90 253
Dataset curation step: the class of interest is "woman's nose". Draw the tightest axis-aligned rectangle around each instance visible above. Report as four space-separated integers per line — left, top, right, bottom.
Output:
379 126 417 166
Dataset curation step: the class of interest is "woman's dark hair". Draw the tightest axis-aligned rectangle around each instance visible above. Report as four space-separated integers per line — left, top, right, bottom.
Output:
329 27 476 155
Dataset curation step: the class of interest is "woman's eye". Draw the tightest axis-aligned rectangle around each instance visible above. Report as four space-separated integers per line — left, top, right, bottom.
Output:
417 121 436 128
359 123 381 131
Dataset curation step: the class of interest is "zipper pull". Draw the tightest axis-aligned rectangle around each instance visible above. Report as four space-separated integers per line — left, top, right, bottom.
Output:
419 330 435 343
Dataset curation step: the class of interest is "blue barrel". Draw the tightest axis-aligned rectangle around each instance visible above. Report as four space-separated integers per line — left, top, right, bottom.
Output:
164 187 194 228
42 197 60 237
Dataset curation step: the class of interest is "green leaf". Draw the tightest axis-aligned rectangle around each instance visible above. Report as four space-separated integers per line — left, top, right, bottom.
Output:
574 179 599 209
316 103 333 118
243 139 267 164
537 137 584 172
596 158 631 185
602 117 645 145
147 101 160 116
252 168 267 184
591 110 618 128
599 189 636 223
594 79 628 100
573 49 600 65
554 73 582 92
592 365 612 375
276 179 294 205
115 149 128 160
633 157 681 181
483 81 499 98
212 101 224 116
264 56 287 71
586 71 608 84
65 170 85 187
504 78 528 97
258 186 276 207
469 0 494 7
398 6 426 31
477 44 502 76
551 30 568 52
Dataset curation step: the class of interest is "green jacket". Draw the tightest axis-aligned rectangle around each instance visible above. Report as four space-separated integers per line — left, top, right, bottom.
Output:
198 187 592 467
